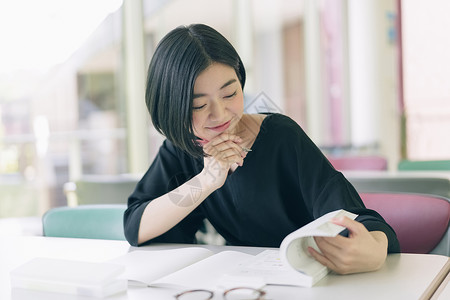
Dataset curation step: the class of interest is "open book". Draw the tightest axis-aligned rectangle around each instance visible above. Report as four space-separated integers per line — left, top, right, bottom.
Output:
110 209 357 289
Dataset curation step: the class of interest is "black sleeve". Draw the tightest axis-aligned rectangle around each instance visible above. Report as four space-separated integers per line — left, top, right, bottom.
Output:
284 117 400 253
123 140 205 246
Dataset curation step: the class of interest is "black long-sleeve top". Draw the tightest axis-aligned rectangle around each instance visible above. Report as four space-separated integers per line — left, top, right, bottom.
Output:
124 114 400 252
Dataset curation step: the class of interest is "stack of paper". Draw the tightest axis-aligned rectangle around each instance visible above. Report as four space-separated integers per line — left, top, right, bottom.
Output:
10 257 127 298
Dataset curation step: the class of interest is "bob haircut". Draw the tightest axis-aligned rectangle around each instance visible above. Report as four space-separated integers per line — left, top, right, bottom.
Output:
145 24 246 158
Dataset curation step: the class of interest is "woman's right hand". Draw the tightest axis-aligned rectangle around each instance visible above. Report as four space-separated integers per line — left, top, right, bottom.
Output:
201 133 247 189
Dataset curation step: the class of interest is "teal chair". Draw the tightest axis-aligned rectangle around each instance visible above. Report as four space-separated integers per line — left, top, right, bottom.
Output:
398 160 450 171
42 204 127 240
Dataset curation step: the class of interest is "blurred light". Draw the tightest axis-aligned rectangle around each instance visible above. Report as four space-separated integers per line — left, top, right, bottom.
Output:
0 146 19 173
33 115 49 157
0 0 123 73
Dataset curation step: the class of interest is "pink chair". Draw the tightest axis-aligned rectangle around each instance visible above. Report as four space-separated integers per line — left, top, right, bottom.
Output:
328 155 388 171
360 192 450 254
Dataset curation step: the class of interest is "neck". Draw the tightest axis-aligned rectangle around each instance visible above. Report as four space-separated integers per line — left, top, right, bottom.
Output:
231 114 265 149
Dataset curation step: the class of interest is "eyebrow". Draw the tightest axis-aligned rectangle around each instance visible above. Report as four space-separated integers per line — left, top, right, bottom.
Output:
193 79 237 99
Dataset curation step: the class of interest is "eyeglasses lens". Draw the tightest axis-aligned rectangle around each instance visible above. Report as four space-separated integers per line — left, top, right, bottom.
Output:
176 290 213 300
224 288 263 300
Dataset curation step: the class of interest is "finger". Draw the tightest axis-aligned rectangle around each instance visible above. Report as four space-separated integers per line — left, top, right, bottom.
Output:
206 140 246 159
314 236 345 260
210 139 242 151
203 151 236 172
311 238 356 274
204 142 240 158
216 147 244 162
208 134 249 158
196 138 209 146
209 133 242 146
204 144 244 167
307 246 338 271
315 217 366 250
331 216 366 237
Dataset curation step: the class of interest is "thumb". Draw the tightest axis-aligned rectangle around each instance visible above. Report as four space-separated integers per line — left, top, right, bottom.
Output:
331 216 364 237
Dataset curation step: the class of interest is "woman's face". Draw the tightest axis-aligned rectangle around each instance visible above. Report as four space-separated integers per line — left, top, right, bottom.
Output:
192 63 244 144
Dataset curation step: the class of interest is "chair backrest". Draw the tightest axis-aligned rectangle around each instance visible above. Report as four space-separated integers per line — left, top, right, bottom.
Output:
328 155 388 171
42 204 127 240
359 192 450 254
348 176 450 199
398 159 450 171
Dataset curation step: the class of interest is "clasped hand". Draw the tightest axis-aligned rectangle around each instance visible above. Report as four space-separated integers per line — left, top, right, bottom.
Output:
308 216 388 274
201 133 248 189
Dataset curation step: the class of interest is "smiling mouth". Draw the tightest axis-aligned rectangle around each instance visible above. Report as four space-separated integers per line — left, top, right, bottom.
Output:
208 120 231 132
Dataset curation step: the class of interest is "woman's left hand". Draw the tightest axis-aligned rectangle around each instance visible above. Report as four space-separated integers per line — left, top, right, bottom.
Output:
307 216 388 274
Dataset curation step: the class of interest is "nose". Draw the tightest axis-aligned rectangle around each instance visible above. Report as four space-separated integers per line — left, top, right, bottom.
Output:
208 98 225 121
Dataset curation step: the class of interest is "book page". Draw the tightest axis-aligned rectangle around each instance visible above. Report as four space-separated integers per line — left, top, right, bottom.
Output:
223 249 314 287
109 247 214 285
220 210 357 288
150 251 254 290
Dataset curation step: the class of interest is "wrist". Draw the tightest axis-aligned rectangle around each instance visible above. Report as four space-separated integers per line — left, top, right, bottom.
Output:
198 168 226 192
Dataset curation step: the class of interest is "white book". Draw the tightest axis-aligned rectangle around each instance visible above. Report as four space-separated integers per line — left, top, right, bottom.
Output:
228 209 358 287
111 209 357 290
10 258 127 297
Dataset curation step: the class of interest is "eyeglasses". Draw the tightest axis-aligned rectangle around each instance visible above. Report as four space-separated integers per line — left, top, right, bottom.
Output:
174 287 266 300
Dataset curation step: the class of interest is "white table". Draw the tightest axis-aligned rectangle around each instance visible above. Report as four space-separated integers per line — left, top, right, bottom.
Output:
1 236 449 300
431 271 450 300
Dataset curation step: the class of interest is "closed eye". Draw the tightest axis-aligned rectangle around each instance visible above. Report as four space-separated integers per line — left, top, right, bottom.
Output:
224 91 237 99
192 104 206 110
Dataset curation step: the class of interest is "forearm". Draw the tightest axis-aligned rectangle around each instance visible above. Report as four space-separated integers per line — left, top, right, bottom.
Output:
356 213 401 253
370 231 388 247
137 170 218 244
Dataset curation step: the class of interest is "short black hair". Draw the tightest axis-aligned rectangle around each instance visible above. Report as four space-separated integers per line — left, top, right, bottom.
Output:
145 24 246 158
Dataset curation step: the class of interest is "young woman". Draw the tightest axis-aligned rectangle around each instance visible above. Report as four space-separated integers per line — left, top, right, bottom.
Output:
124 24 399 275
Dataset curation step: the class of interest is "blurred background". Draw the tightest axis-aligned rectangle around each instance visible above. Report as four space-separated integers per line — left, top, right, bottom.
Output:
1 0 449 234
